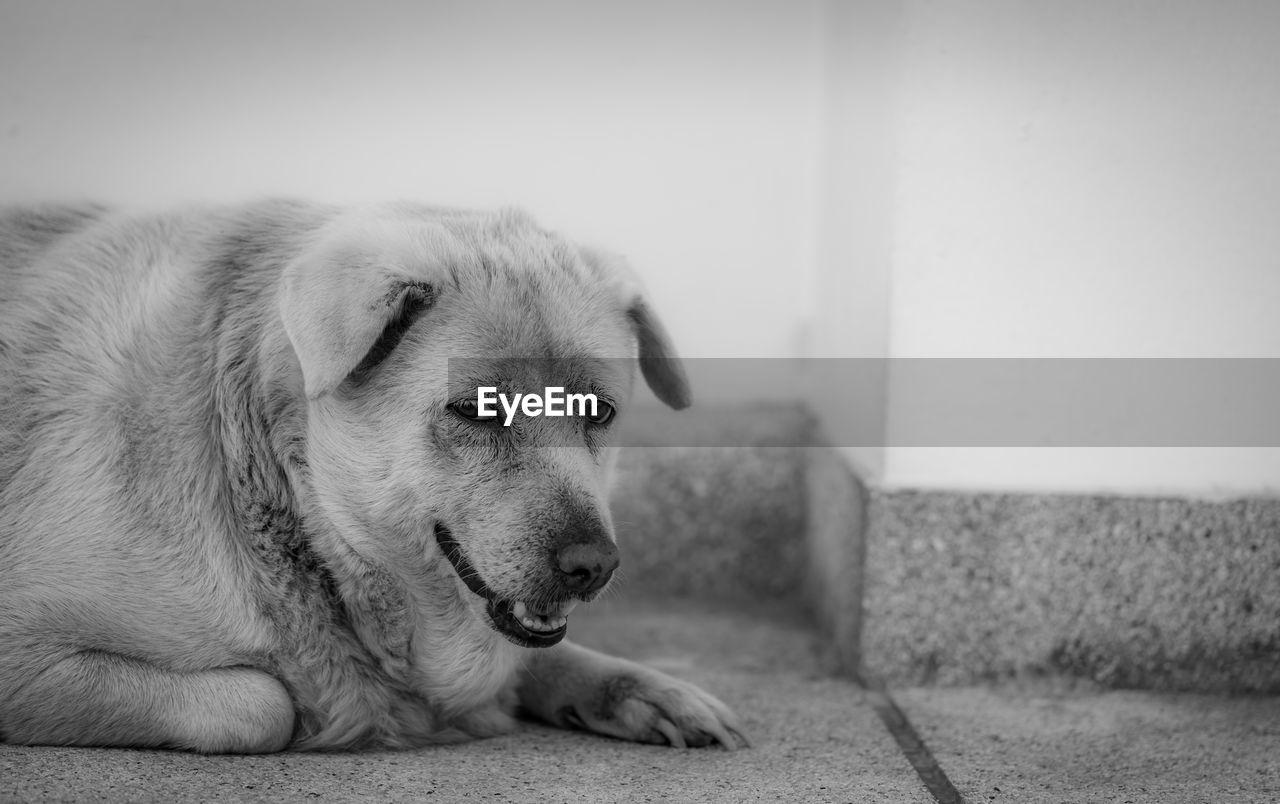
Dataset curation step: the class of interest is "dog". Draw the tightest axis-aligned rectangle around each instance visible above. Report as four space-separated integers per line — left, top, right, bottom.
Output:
0 200 746 752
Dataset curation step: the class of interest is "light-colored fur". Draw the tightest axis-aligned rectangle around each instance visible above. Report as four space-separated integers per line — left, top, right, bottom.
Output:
0 200 745 752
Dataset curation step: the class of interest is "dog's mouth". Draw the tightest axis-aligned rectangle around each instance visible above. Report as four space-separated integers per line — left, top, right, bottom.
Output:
433 524 573 648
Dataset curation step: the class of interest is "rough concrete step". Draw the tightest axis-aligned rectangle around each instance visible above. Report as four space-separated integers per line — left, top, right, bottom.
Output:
611 403 1280 693
0 598 931 804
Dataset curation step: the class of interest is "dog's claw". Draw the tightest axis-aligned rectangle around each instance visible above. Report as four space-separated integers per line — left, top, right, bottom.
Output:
707 722 742 751
604 669 748 751
655 718 686 748
524 644 748 751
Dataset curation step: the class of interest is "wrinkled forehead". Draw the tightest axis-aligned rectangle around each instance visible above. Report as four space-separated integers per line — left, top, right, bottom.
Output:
424 215 630 347
446 356 633 404
393 209 639 392
441 278 637 399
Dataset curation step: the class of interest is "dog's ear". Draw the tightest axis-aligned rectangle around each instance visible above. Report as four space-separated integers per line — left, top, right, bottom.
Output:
279 245 438 399
580 247 692 410
627 298 692 410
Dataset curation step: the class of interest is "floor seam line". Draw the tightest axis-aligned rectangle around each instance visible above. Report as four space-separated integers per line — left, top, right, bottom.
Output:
862 678 967 804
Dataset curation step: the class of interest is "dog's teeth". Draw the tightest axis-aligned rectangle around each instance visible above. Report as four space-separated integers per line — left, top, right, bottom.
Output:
509 599 573 632
516 611 569 633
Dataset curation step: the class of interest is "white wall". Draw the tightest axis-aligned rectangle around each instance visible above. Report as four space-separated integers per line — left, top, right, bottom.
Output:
890 0 1280 360
881 1 1280 495
817 1 1280 495
0 0 825 359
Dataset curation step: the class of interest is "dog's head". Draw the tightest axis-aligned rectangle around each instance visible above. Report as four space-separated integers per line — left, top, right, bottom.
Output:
278 205 688 648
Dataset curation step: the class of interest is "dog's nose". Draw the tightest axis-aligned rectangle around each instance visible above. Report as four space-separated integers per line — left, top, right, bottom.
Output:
555 541 619 595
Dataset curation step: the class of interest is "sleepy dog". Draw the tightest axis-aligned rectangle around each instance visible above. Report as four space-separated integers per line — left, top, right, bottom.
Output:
0 200 746 752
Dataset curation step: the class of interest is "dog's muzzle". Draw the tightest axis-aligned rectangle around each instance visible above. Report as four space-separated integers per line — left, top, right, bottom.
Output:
433 524 579 648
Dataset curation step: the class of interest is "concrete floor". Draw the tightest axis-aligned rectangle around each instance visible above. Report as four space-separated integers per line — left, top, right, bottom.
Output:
897 683 1280 804
3 596 1277 803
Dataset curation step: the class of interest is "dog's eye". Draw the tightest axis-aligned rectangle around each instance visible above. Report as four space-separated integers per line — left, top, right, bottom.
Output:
448 399 498 422
586 401 616 426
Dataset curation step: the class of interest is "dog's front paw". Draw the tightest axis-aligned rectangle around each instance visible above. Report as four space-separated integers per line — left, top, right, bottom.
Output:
559 667 749 750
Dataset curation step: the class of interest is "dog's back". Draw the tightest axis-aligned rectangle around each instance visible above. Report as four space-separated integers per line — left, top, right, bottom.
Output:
0 205 105 277
0 202 307 665
0 205 106 492
0 204 236 626
0 204 315 751
0 204 188 497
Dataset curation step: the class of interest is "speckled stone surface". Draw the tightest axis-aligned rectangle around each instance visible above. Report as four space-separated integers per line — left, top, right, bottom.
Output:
863 491 1280 691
